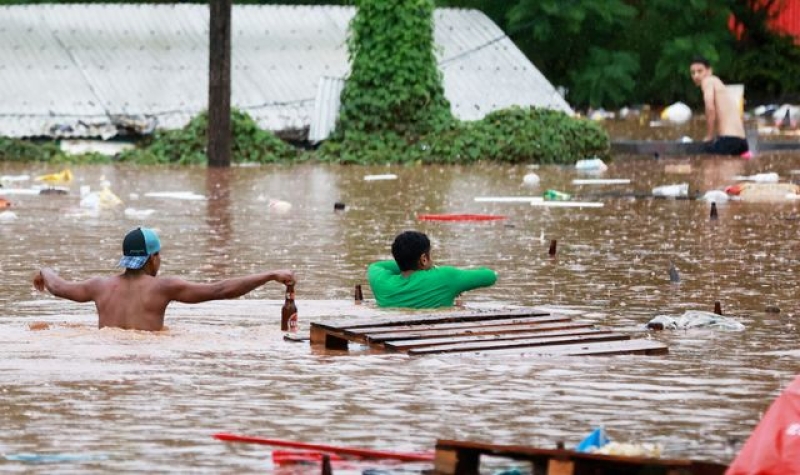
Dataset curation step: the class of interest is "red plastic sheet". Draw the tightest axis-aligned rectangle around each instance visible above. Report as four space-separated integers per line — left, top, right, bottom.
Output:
726 374 800 475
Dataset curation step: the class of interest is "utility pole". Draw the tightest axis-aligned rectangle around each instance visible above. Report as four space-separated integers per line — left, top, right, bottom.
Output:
207 0 232 167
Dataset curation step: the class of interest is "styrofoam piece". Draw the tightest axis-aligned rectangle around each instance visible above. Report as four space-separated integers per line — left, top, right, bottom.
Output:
363 174 398 181
0 188 39 195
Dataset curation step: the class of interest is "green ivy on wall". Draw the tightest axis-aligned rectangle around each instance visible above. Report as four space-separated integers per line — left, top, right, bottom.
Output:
335 0 454 137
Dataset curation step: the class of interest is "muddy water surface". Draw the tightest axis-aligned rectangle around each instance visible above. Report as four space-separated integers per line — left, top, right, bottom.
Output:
1 155 799 473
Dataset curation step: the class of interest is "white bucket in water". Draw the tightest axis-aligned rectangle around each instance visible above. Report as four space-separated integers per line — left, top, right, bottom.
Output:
727 84 744 118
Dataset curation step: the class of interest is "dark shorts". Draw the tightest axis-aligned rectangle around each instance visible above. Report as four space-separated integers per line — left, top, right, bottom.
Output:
704 136 749 156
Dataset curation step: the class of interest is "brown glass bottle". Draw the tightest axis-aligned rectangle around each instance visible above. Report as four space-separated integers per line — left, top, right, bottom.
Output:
281 284 298 332
354 284 363 304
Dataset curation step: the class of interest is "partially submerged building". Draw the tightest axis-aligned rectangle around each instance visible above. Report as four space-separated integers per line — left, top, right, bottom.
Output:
0 4 571 142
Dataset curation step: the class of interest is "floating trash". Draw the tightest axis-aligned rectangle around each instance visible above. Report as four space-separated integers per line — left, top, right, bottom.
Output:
474 196 542 203
543 189 571 201
268 199 292 214
522 172 540 186
35 169 73 185
652 183 689 198
0 210 18 222
80 187 123 211
701 190 730 202
363 174 398 181
646 311 745 331
661 101 692 124
575 157 608 172
733 172 779 183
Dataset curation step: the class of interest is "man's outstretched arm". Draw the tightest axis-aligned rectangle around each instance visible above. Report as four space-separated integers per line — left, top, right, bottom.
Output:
159 269 296 304
33 267 99 303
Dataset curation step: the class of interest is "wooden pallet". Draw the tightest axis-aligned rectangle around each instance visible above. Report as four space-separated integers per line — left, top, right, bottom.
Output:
309 309 668 356
434 439 726 475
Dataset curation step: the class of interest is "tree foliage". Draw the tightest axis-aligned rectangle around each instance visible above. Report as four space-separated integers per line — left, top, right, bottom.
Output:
438 0 800 107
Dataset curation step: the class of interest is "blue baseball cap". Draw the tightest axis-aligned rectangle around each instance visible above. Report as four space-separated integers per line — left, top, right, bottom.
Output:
118 227 161 270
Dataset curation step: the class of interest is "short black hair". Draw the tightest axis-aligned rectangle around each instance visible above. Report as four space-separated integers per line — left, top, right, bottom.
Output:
690 55 711 68
391 230 431 271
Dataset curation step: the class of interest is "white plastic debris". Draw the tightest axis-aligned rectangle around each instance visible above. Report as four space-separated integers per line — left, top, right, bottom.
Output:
733 172 779 183
661 102 692 124
575 157 608 172
268 199 292 214
474 196 543 203
701 190 730 202
0 174 30 184
80 187 123 211
646 311 745 331
60 140 134 157
522 172 540 186
0 210 17 222
363 174 398 181
652 183 689 197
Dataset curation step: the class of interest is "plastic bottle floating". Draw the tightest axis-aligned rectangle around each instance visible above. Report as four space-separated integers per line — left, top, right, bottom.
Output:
35 169 73 185
542 189 571 201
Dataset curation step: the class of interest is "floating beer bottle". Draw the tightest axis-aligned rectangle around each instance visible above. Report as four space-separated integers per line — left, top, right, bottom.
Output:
354 284 364 304
281 284 298 332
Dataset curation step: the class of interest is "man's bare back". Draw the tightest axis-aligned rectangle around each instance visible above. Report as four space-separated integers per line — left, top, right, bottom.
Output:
33 228 295 331
700 75 745 139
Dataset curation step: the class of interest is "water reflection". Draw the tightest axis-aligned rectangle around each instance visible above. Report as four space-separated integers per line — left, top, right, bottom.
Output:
0 155 799 472
205 167 233 277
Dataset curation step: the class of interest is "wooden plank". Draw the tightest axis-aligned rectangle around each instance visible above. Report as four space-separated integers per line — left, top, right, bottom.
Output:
382 328 611 351
348 315 573 336
327 309 551 330
364 320 592 343
434 440 726 473
309 325 350 350
470 339 669 357
405 332 630 355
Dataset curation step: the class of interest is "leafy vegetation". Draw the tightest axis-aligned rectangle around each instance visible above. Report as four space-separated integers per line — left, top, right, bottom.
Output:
321 0 606 165
437 0 800 107
118 109 298 165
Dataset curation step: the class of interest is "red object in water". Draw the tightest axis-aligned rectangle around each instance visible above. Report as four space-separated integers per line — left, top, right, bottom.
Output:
417 213 506 222
0 198 11 208
725 184 746 196
213 433 434 462
726 374 800 475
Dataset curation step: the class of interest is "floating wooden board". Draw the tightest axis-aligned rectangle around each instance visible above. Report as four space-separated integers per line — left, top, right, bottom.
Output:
434 439 727 475
309 309 667 357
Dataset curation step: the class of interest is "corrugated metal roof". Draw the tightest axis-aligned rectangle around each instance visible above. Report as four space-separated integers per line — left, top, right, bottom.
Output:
0 4 571 139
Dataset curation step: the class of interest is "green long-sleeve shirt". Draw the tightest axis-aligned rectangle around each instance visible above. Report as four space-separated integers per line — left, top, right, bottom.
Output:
367 260 497 309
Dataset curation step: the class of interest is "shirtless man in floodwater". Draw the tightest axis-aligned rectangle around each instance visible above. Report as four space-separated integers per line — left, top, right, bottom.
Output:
33 227 295 331
690 56 748 156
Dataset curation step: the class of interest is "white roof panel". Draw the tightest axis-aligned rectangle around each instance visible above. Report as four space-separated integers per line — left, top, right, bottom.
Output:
0 5 571 139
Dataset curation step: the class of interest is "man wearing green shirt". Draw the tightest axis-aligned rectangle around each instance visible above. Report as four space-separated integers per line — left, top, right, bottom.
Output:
367 230 497 308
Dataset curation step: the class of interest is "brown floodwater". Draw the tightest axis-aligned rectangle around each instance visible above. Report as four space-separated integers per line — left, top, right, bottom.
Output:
1 153 799 473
